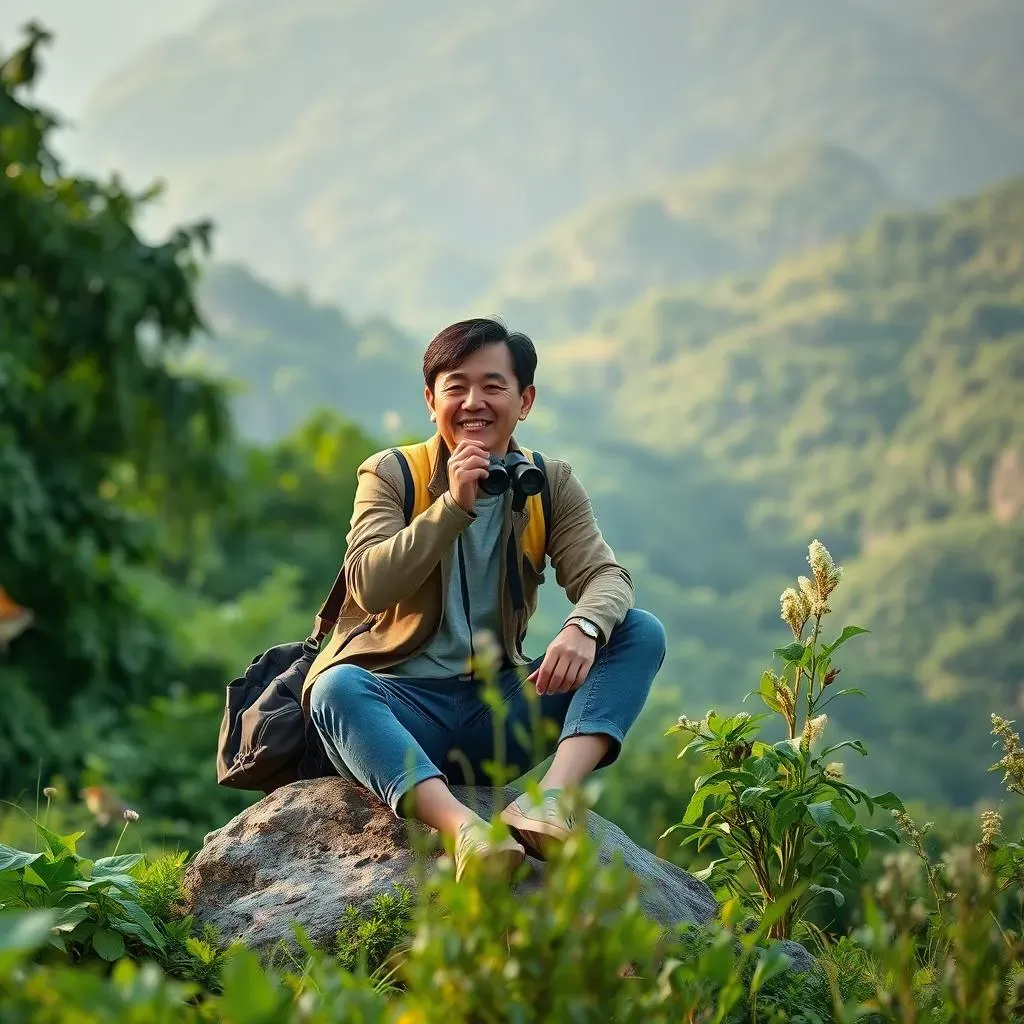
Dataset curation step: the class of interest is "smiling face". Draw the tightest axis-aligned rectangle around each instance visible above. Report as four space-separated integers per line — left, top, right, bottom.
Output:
425 341 535 456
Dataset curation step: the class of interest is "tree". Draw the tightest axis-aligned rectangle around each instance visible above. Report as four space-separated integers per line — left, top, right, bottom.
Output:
0 24 232 792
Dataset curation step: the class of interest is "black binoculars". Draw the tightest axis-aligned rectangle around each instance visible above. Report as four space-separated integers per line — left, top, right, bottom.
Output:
480 450 546 498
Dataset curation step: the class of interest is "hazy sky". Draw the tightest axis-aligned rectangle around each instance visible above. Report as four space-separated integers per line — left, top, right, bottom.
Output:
0 1 213 118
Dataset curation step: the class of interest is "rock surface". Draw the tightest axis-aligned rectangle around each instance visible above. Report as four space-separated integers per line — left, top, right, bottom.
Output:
183 778 813 971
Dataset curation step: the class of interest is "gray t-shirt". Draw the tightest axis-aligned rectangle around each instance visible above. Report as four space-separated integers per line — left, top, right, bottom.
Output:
386 492 505 679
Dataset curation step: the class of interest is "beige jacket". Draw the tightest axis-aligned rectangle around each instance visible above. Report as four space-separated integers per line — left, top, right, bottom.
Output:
302 433 633 708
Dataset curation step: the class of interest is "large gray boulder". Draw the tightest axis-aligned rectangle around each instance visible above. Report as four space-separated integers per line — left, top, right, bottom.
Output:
182 778 812 971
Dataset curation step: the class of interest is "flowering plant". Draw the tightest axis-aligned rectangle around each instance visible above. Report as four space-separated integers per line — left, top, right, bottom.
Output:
663 540 903 939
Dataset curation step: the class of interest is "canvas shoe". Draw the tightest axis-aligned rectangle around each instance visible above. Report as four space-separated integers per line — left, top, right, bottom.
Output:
500 789 577 858
454 819 525 883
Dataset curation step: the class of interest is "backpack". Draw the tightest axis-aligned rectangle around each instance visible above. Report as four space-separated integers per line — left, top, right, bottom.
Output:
215 442 551 794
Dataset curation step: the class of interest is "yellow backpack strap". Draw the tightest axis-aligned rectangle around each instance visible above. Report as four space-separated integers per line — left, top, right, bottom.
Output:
518 447 551 572
390 443 433 523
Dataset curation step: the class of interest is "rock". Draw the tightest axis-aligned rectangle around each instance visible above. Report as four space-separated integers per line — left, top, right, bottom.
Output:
183 778 809 971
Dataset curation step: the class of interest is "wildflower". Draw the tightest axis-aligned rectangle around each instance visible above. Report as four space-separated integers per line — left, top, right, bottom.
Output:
806 539 844 603
822 666 841 687
979 809 1002 847
977 808 1002 870
42 786 58 799
893 809 933 861
676 715 701 734
780 587 811 639
824 762 844 780
734 712 751 723
123 808 140 823
990 714 1024 796
801 713 828 750
774 679 796 719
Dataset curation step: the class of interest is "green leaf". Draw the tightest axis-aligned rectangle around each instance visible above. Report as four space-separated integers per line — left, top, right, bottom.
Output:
92 926 126 961
92 854 144 876
822 687 866 701
750 943 793 994
0 844 42 873
870 791 904 811
833 798 856 825
51 904 92 933
820 740 868 759
807 801 837 829
808 884 845 907
681 781 731 825
739 786 771 807
116 899 165 951
25 855 87 893
773 642 806 664
676 736 706 760
34 823 84 861
771 795 807 839
864 827 901 844
67 873 138 896
758 670 782 712
21 864 48 888
823 625 869 654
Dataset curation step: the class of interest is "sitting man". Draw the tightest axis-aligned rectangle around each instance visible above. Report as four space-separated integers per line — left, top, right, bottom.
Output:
304 317 666 880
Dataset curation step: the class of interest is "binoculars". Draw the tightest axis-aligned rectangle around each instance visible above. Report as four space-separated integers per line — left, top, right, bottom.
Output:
480 450 546 498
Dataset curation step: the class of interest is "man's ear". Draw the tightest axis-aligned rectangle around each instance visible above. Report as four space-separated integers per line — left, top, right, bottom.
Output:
424 385 436 422
518 384 536 420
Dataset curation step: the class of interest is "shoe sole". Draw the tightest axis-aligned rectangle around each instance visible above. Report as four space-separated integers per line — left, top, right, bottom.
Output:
500 805 572 860
455 843 525 883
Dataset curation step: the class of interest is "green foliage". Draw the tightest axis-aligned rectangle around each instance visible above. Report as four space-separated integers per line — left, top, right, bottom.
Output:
335 887 414 976
0 820 164 963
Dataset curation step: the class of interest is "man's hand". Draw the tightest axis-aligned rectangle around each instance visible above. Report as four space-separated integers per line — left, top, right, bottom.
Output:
447 438 491 512
528 624 597 695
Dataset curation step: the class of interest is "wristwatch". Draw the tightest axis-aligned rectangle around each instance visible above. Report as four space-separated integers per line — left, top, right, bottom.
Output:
565 616 600 641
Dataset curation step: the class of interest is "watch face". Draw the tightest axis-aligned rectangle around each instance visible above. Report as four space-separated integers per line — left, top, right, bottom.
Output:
575 619 598 638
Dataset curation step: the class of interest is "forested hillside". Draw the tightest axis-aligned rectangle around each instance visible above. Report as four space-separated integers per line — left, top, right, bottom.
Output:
188 263 423 442
481 143 894 337
540 177 1024 805
77 0 1024 328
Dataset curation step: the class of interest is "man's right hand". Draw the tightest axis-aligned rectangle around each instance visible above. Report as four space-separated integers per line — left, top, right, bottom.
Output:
447 439 491 513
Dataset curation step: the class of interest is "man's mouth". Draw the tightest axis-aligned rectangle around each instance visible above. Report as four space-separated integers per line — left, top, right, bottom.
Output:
458 420 492 430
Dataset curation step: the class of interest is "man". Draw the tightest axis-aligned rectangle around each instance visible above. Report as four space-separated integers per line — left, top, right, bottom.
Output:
304 318 666 880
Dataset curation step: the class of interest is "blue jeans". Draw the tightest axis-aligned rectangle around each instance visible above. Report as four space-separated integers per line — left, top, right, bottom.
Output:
309 608 666 814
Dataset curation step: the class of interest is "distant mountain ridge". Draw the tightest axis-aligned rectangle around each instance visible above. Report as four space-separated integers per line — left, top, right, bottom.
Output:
78 0 1024 328
479 142 895 338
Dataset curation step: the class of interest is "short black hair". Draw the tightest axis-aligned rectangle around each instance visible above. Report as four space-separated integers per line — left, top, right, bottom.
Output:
423 317 537 392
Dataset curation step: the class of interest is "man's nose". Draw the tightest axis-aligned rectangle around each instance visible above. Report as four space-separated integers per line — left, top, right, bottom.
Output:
461 387 485 408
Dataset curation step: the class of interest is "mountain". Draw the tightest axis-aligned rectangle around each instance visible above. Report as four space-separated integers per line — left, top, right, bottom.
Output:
478 143 894 338
77 0 1024 329
187 262 425 443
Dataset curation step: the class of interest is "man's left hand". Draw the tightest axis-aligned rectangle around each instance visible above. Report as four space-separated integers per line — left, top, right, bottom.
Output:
528 624 597 695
